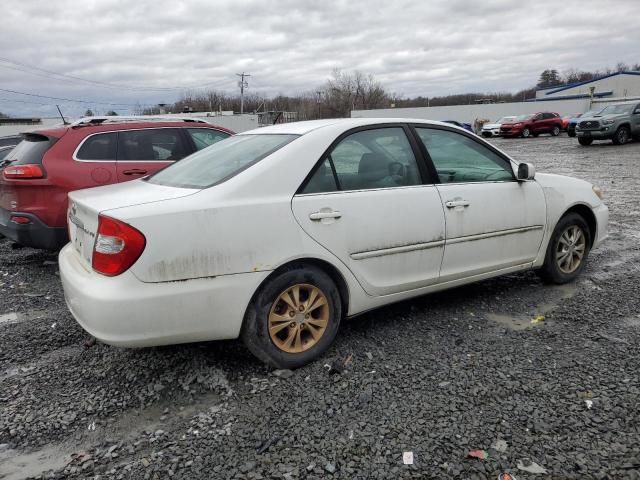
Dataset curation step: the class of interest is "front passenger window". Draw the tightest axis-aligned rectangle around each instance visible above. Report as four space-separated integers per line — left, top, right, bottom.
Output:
415 128 514 184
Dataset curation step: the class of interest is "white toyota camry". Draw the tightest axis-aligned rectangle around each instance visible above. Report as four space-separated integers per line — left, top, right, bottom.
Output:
60 118 608 368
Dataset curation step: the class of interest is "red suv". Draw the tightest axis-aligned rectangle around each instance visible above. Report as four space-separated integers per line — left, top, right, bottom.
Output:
500 112 563 138
0 117 233 249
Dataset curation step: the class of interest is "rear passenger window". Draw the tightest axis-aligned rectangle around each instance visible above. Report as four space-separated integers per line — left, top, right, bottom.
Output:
187 128 230 151
301 158 338 194
76 133 117 161
302 128 421 193
118 129 188 161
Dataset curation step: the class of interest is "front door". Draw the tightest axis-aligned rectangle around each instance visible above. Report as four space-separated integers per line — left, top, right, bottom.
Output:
413 126 546 282
292 126 446 296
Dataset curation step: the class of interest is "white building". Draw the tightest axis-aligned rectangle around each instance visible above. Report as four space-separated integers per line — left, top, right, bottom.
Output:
535 71 640 102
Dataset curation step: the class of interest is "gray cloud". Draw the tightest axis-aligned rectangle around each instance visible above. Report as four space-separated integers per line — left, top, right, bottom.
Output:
0 0 638 117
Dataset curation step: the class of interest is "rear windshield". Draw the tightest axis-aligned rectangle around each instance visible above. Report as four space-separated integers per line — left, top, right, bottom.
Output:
4 133 56 165
146 134 298 189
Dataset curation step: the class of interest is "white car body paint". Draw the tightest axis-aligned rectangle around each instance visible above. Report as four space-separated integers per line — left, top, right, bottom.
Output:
59 118 608 347
482 117 517 137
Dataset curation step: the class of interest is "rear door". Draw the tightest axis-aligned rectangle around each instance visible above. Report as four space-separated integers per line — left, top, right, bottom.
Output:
73 131 118 186
115 128 189 182
413 126 546 282
292 125 446 296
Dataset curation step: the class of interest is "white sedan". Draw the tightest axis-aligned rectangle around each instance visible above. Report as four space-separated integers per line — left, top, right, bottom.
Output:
60 118 608 368
481 116 517 137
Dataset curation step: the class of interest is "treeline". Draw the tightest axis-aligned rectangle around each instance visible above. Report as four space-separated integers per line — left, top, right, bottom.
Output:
145 61 639 119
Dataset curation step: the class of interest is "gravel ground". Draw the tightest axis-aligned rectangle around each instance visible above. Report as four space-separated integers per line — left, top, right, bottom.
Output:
1 135 639 480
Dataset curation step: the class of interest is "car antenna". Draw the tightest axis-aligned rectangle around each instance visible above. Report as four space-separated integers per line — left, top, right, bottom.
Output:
56 104 69 125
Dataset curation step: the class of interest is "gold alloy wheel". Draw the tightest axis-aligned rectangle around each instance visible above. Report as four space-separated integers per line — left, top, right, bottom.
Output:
268 283 329 353
556 225 586 274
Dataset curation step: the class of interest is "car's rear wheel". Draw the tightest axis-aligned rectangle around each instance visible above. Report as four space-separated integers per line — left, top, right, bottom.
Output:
241 265 342 368
612 126 630 145
538 213 591 284
551 125 561 136
522 127 531 138
578 137 593 146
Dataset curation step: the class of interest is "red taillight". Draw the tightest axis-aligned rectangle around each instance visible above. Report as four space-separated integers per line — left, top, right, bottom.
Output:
3 164 44 179
92 214 146 276
10 216 32 225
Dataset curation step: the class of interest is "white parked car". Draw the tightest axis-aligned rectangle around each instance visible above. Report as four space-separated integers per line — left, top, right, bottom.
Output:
482 116 517 137
60 119 608 368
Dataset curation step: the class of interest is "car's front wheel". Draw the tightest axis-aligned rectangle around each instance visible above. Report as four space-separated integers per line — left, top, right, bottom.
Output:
578 137 593 146
551 125 561 136
538 213 591 284
242 265 342 368
522 127 531 138
612 125 630 145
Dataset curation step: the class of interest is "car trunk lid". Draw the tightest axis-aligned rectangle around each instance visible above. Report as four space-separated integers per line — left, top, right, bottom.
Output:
67 180 198 269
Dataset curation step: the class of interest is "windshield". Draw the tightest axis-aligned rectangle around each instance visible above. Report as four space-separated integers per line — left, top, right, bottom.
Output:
497 117 516 123
514 115 533 122
599 104 634 115
146 134 298 189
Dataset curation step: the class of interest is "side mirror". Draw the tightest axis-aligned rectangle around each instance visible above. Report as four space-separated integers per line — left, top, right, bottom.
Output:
517 162 535 181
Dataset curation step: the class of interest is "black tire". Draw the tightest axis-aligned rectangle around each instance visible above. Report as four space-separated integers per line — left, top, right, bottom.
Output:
522 127 531 138
551 125 561 136
578 137 593 146
241 265 342 369
538 213 591 284
567 130 576 138
612 125 630 145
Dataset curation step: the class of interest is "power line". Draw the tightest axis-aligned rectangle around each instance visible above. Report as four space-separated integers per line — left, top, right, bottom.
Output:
0 87 151 107
0 57 235 92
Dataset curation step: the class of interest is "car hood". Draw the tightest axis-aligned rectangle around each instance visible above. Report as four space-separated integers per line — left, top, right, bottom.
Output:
584 113 627 122
483 123 501 129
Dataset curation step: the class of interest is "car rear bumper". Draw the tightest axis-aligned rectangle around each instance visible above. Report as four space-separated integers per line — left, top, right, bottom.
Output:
59 244 269 347
0 208 68 249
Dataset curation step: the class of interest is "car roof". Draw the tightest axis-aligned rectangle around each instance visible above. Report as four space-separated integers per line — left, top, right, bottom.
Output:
243 118 456 135
23 121 233 139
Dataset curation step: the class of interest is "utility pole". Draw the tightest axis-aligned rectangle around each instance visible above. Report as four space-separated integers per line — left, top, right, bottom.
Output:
316 91 323 119
236 72 251 114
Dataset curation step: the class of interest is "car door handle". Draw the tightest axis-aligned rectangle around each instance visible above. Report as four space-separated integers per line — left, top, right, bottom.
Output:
309 210 342 221
445 200 470 208
122 169 148 175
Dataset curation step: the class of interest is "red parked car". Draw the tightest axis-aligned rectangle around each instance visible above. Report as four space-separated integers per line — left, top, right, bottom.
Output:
0 117 233 249
500 112 563 138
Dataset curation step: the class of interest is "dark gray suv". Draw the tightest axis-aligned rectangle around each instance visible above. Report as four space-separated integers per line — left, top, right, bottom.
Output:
575 101 640 146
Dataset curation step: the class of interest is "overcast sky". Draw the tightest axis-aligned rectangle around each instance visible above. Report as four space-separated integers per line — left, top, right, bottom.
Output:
1 0 638 117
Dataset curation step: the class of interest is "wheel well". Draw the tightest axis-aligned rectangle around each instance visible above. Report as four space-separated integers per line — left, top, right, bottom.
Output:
258 258 350 314
563 204 597 247
617 123 631 130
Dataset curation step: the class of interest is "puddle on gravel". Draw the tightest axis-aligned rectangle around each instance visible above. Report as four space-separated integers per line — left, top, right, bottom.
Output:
0 312 19 324
486 283 578 331
0 445 72 480
0 310 49 326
